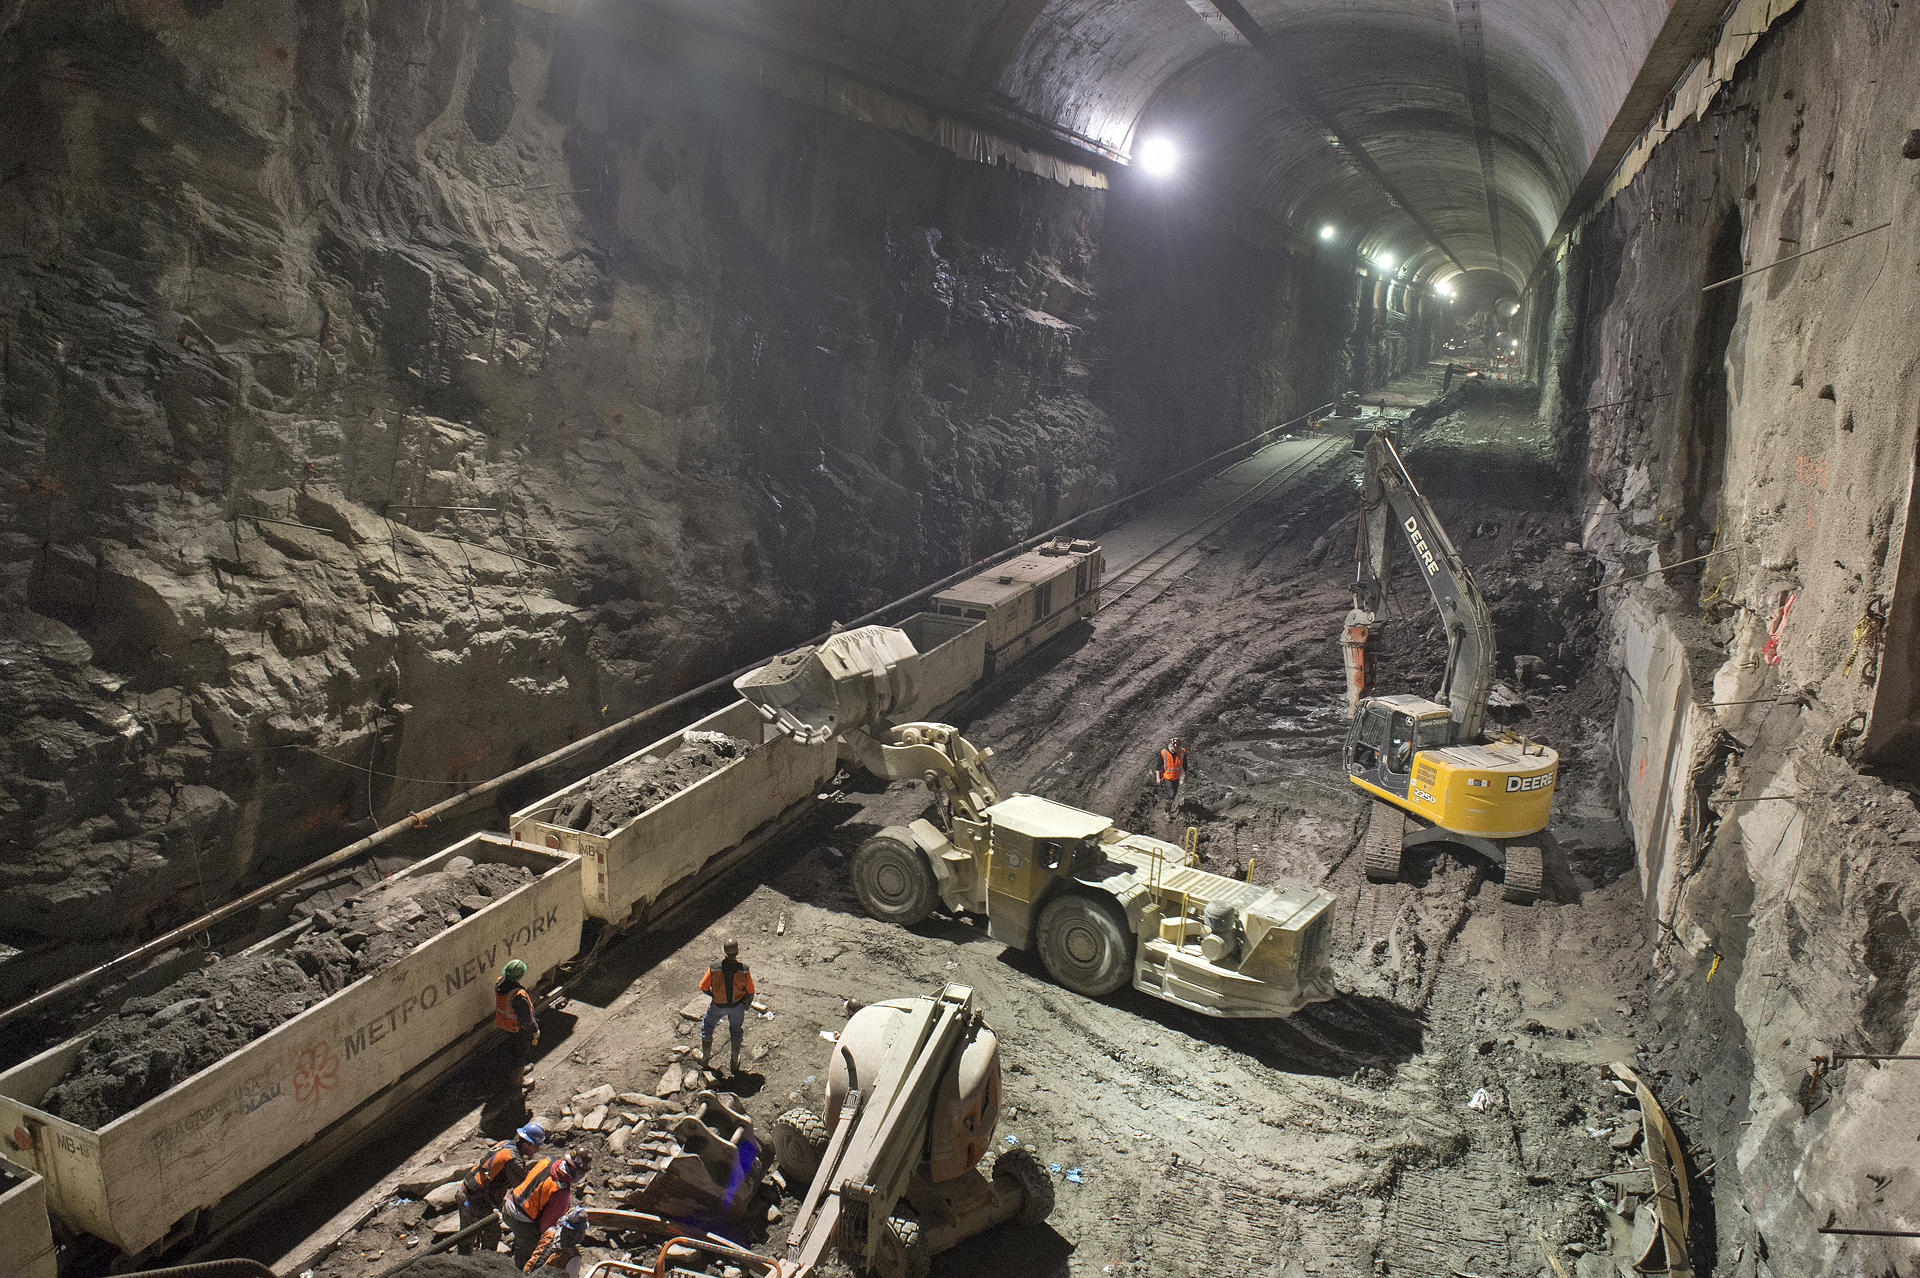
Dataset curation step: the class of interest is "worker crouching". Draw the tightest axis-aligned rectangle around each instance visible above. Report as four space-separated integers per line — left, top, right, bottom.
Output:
524 1206 590 1276
699 938 755 1076
456 1121 547 1255
503 1148 589 1268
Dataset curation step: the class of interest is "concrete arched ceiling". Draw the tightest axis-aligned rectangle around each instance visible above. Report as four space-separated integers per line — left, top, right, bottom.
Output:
652 0 1672 288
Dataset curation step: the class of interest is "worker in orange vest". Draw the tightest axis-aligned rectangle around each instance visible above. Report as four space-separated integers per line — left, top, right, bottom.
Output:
455 1121 546 1255
482 959 540 1138
503 1149 589 1268
698 939 756 1076
524 1207 590 1276
1152 736 1187 815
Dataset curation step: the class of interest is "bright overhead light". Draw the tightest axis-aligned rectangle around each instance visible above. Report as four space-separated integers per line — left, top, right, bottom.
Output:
1373 253 1394 270
1319 225 1336 240
1511 339 1520 347
1137 136 1178 177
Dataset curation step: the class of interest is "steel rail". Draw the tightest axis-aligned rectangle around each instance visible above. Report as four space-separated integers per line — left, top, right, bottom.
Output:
1097 436 1344 614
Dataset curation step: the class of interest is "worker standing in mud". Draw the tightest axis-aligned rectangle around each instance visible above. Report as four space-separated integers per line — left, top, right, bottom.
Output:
1152 736 1187 816
698 938 756 1076
456 1121 546 1255
483 959 539 1138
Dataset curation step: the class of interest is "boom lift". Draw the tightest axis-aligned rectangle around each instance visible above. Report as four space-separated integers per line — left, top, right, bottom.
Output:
735 629 1337 1019
598 985 1050 1278
1340 432 1558 902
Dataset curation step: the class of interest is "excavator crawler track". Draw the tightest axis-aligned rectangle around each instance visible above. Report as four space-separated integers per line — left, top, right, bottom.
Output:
1363 801 1407 883
1502 845 1544 905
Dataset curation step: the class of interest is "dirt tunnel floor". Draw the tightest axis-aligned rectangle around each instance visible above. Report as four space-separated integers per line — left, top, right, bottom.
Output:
310 389 1678 1278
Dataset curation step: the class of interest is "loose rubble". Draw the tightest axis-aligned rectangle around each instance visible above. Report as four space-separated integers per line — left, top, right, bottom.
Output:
558 733 756 836
40 858 532 1128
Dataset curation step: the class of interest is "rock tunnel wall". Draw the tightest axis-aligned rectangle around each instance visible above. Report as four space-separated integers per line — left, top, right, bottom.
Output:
0 0 1417 950
1539 3 1920 1273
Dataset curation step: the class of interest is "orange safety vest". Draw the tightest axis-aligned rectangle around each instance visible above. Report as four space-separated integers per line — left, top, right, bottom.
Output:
1159 747 1186 782
701 960 756 1008
524 1220 586 1271
509 1158 567 1223
463 1141 524 1202
495 984 534 1033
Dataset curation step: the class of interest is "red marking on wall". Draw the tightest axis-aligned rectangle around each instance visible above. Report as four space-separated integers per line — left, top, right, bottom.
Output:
304 801 347 832
447 744 493 772
1793 455 1828 490
1638 756 1646 779
293 1040 340 1106
1763 592 1795 665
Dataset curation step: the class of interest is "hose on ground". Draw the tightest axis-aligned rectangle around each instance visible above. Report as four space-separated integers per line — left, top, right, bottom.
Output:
122 1261 279 1278
367 1213 500 1278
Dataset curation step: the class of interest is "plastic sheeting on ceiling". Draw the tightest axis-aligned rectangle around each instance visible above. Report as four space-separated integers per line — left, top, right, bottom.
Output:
642 0 1672 291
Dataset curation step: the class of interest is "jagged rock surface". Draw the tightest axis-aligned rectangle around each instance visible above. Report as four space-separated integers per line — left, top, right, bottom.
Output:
0 0 1428 953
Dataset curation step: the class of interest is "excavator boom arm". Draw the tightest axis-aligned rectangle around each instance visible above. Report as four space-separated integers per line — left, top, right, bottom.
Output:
1347 433 1495 742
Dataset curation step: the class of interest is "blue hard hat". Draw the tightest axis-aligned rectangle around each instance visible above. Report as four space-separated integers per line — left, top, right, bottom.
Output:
517 1122 547 1145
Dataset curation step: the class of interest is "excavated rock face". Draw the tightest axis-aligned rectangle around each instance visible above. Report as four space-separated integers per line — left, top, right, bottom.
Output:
0 2 1425 948
1540 4 1920 1274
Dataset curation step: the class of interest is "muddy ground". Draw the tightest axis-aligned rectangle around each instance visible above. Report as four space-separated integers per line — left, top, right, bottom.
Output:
310 385 1685 1278
42 859 531 1129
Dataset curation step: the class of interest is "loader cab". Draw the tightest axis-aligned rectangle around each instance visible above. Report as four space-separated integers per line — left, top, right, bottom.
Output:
978 794 1114 950
1345 694 1454 801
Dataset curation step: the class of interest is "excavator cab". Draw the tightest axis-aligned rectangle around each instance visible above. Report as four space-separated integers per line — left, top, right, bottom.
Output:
1344 694 1454 800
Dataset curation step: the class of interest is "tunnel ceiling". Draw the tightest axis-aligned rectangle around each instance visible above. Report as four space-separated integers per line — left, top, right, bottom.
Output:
644 0 1672 288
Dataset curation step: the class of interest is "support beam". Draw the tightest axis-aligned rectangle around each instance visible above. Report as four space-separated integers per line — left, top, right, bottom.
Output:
1202 0 1469 275
1449 0 1502 264
1546 0 1745 249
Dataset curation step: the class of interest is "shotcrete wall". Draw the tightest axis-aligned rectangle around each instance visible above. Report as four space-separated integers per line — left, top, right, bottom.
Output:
1539 4 1920 1273
0 1 1372 950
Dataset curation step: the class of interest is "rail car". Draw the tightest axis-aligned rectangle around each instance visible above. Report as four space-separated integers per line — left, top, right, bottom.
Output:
0 541 1104 1273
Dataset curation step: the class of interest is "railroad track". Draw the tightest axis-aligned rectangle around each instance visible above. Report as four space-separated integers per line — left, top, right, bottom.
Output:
1096 434 1345 618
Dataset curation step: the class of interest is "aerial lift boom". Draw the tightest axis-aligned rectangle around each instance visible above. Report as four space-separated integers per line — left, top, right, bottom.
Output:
597 984 1051 1278
1341 432 1558 902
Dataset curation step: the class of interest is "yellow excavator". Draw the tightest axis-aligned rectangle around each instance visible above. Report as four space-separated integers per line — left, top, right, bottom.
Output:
735 629 1337 1019
1340 432 1558 902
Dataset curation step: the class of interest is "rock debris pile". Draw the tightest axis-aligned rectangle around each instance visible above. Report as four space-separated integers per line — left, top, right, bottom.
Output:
558 732 755 836
40 857 532 1129
290 859 534 995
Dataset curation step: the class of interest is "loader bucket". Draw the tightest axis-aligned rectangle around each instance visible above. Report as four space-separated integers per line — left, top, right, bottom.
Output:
735 626 922 744
620 1091 768 1224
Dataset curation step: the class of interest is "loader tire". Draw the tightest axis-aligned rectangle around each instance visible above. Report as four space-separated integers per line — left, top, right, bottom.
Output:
1362 801 1405 883
883 1211 929 1278
1036 893 1132 998
852 834 938 926
1503 845 1544 905
773 1107 829 1186
993 1147 1055 1227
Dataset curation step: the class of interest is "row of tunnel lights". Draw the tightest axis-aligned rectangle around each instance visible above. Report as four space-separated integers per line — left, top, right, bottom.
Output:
1138 137 1461 302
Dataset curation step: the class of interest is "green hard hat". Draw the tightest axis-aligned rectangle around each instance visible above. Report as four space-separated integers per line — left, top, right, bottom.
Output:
502 959 528 979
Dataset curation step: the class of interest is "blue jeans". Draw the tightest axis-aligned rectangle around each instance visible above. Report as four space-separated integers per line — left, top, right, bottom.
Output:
701 1001 747 1043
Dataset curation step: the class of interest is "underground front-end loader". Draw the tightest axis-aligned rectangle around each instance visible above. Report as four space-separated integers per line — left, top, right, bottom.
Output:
735 629 1337 1019
1341 431 1559 902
